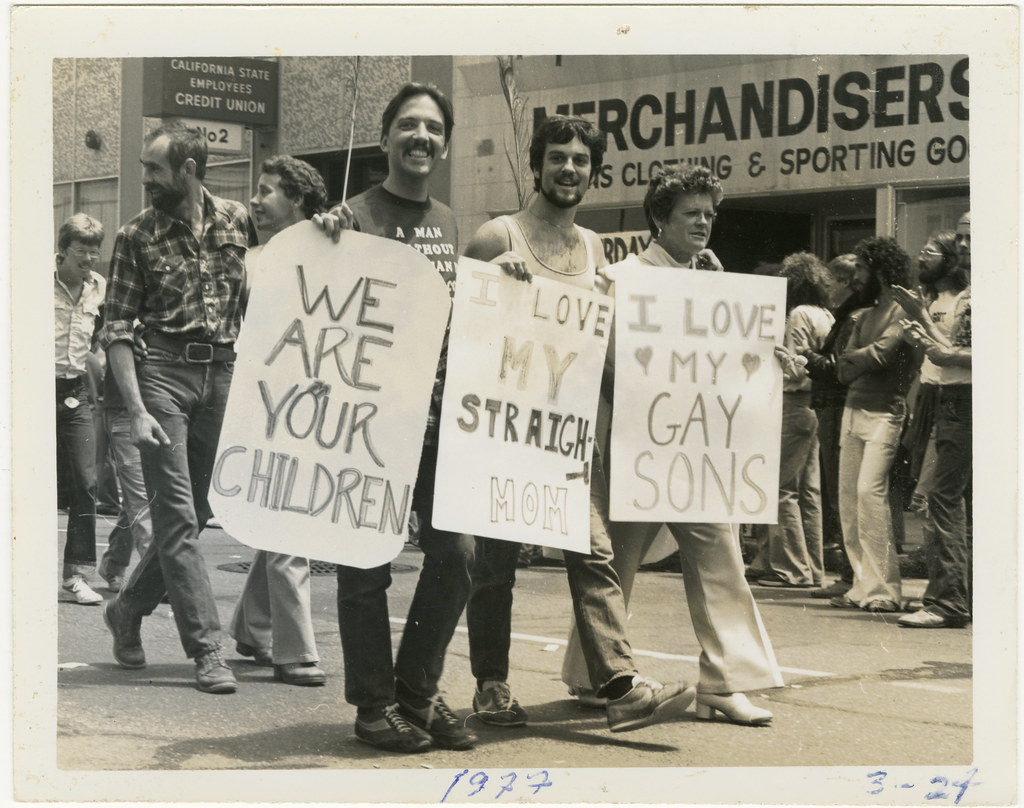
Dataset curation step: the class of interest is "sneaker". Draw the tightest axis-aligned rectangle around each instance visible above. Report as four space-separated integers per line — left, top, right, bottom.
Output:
355 705 431 753
898 609 969 629
103 598 146 669
398 694 477 750
194 649 237 694
568 686 607 709
472 681 528 727
606 676 697 733
62 576 103 605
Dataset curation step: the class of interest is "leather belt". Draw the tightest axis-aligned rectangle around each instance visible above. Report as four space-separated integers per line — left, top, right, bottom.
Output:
146 332 236 364
55 376 85 394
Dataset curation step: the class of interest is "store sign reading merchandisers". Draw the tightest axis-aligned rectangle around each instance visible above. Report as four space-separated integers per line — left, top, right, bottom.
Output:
527 55 969 200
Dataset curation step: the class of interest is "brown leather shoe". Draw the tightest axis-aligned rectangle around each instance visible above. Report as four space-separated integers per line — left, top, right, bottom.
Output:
103 598 146 669
236 641 273 667
274 662 327 686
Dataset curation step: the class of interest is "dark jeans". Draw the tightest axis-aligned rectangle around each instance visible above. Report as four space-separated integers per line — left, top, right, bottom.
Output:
56 377 97 576
923 385 972 619
467 449 637 694
335 443 475 709
817 403 853 583
98 406 153 578
118 349 232 659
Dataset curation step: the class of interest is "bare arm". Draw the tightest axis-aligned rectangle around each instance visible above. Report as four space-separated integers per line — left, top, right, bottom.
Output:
463 218 532 281
106 341 169 448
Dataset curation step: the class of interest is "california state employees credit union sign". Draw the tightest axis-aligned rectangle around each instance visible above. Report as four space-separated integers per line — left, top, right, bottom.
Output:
143 57 278 127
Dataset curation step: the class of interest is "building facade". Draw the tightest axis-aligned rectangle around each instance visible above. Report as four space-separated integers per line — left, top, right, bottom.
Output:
54 54 969 275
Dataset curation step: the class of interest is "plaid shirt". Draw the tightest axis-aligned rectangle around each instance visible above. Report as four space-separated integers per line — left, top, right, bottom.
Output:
100 188 256 348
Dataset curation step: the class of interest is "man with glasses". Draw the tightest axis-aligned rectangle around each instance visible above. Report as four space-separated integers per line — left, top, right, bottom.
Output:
893 211 973 629
54 214 107 605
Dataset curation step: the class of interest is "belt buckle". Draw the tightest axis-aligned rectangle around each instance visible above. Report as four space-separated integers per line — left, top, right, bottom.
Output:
184 342 214 363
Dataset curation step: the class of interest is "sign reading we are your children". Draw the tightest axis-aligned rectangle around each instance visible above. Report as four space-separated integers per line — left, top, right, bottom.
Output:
209 225 451 569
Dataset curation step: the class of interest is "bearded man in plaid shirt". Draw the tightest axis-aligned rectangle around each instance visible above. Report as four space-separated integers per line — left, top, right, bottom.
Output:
99 121 256 694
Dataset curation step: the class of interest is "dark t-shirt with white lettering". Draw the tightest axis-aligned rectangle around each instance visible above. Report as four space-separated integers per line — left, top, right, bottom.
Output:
348 184 459 444
348 184 458 293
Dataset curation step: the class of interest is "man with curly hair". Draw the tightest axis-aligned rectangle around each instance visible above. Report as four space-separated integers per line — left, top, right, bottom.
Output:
831 237 922 614
894 211 973 629
461 117 697 734
228 155 330 687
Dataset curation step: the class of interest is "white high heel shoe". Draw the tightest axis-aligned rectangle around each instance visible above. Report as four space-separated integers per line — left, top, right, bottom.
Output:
695 692 773 726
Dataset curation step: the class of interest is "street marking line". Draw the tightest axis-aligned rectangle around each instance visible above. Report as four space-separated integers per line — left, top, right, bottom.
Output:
889 681 967 694
389 618 834 678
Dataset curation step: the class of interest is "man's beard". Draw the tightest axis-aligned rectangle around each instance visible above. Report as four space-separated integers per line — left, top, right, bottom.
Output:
917 263 948 285
541 178 583 210
861 274 883 302
850 274 882 304
147 178 187 213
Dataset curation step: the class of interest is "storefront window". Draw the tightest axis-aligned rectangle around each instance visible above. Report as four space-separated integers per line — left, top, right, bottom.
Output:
896 186 970 261
205 161 251 210
53 183 73 247
52 178 118 271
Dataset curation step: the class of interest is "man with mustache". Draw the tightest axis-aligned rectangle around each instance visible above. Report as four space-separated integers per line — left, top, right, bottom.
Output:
323 83 478 753
894 211 973 629
99 121 257 694
460 115 696 734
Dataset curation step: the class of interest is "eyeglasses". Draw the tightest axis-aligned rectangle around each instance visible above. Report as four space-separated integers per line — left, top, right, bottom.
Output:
67 247 101 260
918 248 944 257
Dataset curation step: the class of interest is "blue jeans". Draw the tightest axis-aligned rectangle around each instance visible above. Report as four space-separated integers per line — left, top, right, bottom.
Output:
56 377 97 577
922 385 972 619
751 393 824 585
467 449 637 694
98 406 153 579
335 443 475 709
118 349 232 659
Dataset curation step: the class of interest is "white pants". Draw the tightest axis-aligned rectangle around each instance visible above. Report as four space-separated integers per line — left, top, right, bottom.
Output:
562 520 783 695
838 405 905 606
230 551 319 664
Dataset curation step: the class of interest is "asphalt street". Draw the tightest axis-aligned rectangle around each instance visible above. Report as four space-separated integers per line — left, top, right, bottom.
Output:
48 510 975 802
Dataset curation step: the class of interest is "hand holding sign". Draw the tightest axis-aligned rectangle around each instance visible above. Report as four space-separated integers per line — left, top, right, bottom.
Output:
433 258 613 552
210 223 451 568
610 266 786 523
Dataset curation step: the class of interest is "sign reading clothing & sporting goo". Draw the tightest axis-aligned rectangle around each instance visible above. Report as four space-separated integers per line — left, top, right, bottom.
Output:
529 54 969 199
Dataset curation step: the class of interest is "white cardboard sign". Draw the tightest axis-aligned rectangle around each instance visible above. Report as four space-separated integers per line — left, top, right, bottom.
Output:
209 223 451 568
433 258 613 552
610 264 786 524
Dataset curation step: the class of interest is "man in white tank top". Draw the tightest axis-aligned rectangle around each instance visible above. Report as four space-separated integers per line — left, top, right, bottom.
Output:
462 115 696 733
463 115 605 289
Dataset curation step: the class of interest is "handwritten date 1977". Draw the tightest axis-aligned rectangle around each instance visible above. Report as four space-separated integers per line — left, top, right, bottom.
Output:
441 769 553 802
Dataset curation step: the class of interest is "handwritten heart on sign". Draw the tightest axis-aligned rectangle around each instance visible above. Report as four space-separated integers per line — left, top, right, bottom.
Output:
635 346 653 375
742 352 761 380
